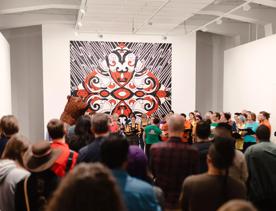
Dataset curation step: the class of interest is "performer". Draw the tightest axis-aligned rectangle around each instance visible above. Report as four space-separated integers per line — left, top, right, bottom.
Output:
124 115 141 145
139 114 150 150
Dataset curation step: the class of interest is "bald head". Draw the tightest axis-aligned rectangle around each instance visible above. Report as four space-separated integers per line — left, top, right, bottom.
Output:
168 114 184 135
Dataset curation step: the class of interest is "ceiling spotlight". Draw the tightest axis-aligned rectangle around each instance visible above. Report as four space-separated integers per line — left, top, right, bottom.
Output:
98 34 103 38
77 22 83 27
74 31 79 36
148 22 153 26
201 27 208 32
243 4 251 11
162 36 167 40
216 19 222 25
80 9 86 15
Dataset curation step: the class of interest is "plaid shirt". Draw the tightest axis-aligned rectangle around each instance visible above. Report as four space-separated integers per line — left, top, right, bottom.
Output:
150 137 199 209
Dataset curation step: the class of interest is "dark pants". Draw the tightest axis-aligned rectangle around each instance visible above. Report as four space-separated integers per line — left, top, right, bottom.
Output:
127 135 139 146
243 142 255 153
139 137 145 150
145 144 152 161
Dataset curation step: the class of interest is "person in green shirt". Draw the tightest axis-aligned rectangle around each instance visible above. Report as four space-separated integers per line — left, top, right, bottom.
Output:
144 116 162 160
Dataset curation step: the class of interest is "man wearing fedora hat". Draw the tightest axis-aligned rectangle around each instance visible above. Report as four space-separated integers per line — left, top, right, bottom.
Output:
15 141 61 211
47 119 78 177
77 113 110 163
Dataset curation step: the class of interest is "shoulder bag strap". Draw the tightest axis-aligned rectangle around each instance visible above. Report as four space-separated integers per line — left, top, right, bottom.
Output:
24 177 30 211
65 150 74 173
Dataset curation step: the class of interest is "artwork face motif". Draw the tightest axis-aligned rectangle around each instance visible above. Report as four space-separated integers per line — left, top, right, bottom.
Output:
70 41 171 120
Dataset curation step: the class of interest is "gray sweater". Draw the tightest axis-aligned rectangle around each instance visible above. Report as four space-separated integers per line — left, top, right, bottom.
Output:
0 159 30 211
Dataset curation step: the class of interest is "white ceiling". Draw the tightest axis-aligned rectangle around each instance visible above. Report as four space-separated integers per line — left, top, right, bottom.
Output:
0 0 276 39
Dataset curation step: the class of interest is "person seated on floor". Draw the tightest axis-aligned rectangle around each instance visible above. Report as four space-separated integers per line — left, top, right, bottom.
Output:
0 115 19 157
0 134 30 211
46 163 126 211
193 120 212 173
180 136 246 211
77 113 110 163
150 114 199 210
47 119 78 177
245 125 276 211
101 134 161 211
15 141 62 211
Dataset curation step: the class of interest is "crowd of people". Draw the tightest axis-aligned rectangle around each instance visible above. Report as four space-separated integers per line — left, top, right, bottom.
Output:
0 109 275 211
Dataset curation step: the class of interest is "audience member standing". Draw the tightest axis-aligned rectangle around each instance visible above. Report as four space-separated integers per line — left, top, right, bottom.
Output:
243 112 258 152
124 115 141 145
258 111 271 132
150 114 199 209
214 123 248 184
180 137 246 211
101 134 161 211
140 114 150 150
15 141 61 211
47 119 78 177
0 115 19 157
245 125 276 211
193 120 212 173
144 117 162 160
77 113 109 163
0 135 30 211
46 163 126 211
66 115 94 152
218 200 257 211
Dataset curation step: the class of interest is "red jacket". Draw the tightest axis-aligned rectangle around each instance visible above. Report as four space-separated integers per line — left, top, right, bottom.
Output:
51 140 78 177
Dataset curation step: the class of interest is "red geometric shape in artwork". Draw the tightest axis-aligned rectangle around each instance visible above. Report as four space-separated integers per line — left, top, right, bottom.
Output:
77 89 89 98
135 91 145 97
100 90 110 97
108 83 116 89
109 99 116 105
119 42 126 49
112 101 132 117
110 71 134 87
156 90 167 98
112 88 133 100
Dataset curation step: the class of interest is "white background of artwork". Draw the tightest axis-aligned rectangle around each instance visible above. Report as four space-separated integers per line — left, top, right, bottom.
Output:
0 33 12 116
224 33 276 140
42 24 196 129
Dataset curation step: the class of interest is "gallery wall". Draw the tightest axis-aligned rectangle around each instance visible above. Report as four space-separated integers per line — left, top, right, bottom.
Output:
42 24 196 129
224 33 276 139
2 26 44 142
0 33 12 117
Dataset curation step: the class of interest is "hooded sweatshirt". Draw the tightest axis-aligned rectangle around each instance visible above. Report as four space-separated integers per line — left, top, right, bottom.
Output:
0 159 30 211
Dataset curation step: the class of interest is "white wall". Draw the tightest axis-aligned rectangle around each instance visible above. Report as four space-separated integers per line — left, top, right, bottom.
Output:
0 33 12 116
2 26 44 142
224 34 276 139
42 24 196 128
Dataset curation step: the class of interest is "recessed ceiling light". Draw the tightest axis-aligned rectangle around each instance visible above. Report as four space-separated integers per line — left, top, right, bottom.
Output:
243 4 251 11
201 27 208 32
80 9 86 15
216 19 223 25
77 22 83 27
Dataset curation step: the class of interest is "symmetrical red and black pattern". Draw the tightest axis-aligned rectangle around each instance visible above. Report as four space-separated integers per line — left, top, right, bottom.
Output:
70 41 171 119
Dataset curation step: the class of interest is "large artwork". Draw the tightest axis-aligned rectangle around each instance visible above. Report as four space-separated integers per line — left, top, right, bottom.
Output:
70 41 171 119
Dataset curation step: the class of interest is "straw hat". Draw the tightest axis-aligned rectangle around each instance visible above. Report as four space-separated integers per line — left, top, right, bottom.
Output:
23 141 61 172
